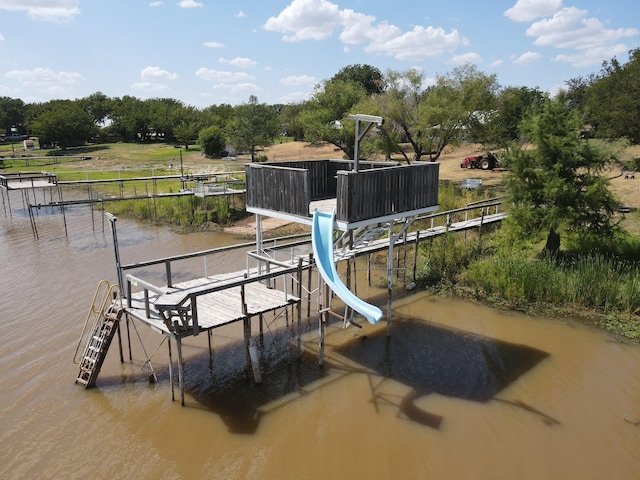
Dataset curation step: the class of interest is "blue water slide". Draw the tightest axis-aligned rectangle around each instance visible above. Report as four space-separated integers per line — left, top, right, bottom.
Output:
311 209 383 324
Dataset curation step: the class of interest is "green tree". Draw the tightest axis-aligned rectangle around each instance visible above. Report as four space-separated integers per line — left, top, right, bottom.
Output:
110 96 150 141
146 97 186 141
484 86 545 151
331 64 385 95
30 100 98 149
299 79 366 158
81 92 113 126
198 125 227 157
358 65 498 163
354 68 427 163
583 48 640 143
278 102 306 140
418 64 499 161
174 121 199 150
0 97 26 135
230 95 279 162
506 95 619 256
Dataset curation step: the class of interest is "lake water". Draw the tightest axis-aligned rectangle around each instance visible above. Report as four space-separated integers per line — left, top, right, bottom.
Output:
2 194 640 480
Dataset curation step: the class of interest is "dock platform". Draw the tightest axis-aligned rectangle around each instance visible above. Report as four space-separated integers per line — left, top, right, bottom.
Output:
126 271 300 336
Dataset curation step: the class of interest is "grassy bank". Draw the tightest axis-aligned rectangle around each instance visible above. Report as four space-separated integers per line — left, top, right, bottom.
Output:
412 228 640 342
106 194 248 231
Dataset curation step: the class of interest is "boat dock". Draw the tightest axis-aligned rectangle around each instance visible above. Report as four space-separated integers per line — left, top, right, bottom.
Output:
74 138 506 406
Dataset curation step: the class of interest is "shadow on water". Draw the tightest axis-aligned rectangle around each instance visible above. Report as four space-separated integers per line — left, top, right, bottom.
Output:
185 337 328 434
96 316 556 434
334 316 558 429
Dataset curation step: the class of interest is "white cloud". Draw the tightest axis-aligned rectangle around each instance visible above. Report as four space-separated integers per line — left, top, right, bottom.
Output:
4 67 83 98
131 82 170 93
0 34 4 41
489 59 504 67
449 52 483 65
280 74 316 86
512 51 542 64
525 7 639 66
195 68 256 84
264 0 467 61
527 7 638 49
212 82 260 96
149 1 163 7
5 67 83 87
504 0 563 23
219 57 258 68
552 44 630 68
236 10 245 18
177 0 202 8
203 41 224 48
365 25 468 61
0 0 81 22
264 0 341 41
140 66 178 80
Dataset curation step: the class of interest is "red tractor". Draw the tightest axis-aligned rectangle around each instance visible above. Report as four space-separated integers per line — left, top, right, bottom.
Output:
460 152 498 170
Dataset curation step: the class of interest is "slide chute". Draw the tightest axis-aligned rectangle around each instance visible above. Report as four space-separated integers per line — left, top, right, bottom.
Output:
311 209 383 324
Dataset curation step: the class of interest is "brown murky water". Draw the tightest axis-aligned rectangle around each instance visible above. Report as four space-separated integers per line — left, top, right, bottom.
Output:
2 197 640 480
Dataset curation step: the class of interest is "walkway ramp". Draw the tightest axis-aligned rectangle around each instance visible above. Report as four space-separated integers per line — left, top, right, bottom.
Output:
312 209 383 324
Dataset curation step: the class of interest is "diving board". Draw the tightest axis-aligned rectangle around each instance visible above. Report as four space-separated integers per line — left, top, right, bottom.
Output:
312 209 383 324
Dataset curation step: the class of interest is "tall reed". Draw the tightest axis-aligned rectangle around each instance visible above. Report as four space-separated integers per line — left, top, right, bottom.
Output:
465 253 640 316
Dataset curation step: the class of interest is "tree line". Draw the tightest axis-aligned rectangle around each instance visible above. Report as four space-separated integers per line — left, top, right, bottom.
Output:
1 48 639 160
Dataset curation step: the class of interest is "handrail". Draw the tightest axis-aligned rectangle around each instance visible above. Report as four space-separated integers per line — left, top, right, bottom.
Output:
120 232 310 272
73 280 121 364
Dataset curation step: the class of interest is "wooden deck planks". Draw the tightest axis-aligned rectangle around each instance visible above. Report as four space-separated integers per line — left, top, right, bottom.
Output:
127 271 299 334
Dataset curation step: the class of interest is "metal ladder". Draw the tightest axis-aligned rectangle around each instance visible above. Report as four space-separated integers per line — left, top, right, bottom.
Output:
74 280 123 388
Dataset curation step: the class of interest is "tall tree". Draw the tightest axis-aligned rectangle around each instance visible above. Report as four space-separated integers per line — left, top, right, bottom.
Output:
357 65 498 163
483 85 545 151
30 100 98 149
0 97 26 135
298 80 366 158
146 97 186 141
418 64 499 161
110 96 150 141
230 95 279 162
81 92 112 127
506 95 619 255
583 48 640 143
198 125 226 157
331 64 385 95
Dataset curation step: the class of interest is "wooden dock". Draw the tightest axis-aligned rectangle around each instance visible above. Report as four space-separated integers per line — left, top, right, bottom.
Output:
118 242 307 405
125 270 301 336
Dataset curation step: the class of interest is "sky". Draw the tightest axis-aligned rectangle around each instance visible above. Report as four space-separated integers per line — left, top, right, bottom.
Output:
0 0 638 108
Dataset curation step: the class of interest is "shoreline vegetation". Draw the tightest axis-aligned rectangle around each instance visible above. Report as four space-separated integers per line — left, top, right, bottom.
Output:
2 139 639 342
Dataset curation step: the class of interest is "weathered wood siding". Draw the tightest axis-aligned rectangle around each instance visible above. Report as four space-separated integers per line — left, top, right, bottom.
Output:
336 163 439 223
255 160 394 201
245 164 309 216
245 160 435 222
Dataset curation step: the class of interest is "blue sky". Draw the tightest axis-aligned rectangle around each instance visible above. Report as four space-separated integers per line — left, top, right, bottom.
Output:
0 0 638 107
